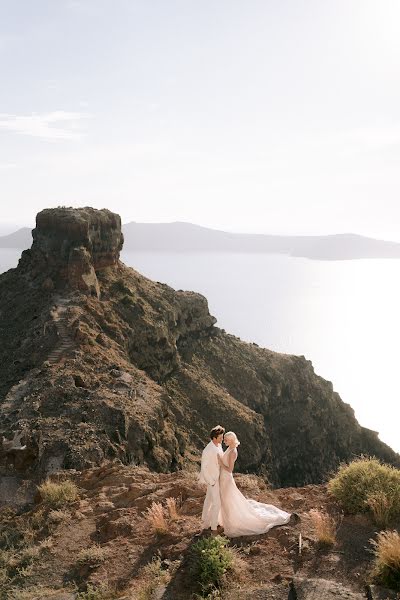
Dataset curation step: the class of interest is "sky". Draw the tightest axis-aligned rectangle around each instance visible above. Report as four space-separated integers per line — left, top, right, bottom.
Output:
1 0 400 239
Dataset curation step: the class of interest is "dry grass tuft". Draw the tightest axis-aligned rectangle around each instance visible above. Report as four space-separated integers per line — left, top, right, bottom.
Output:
166 497 179 520
48 508 71 524
76 544 109 566
370 529 400 590
144 502 168 535
76 583 118 599
366 492 395 529
9 585 78 600
309 509 339 547
38 479 79 508
27 508 46 531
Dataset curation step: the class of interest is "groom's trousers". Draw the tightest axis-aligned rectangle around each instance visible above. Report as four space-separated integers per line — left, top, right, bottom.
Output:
202 481 221 530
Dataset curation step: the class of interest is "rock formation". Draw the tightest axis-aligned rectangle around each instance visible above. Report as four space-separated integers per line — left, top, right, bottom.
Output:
0 207 399 484
19 206 123 297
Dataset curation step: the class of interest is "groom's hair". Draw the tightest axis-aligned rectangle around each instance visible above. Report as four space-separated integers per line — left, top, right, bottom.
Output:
210 425 225 439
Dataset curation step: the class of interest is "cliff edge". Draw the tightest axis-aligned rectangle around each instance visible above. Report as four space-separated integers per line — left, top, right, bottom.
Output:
0 207 398 485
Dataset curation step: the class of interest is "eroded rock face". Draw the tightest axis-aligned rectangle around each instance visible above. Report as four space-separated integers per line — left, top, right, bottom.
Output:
24 207 123 295
0 207 399 484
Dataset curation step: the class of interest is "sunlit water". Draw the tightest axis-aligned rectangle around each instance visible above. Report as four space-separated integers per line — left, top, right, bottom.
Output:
1 248 399 453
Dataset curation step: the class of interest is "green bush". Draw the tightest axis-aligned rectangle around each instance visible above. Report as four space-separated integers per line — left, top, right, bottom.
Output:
328 457 400 524
190 536 233 596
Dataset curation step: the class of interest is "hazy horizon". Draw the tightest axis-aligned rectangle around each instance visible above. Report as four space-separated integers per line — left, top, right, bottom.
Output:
1 218 400 245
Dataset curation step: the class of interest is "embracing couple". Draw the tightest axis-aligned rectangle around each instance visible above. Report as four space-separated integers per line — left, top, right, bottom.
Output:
199 425 293 538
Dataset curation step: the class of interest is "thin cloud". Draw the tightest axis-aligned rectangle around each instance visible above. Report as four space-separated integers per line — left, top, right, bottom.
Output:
0 111 90 140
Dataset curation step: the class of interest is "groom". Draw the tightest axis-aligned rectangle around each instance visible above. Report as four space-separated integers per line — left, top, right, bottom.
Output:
199 425 225 534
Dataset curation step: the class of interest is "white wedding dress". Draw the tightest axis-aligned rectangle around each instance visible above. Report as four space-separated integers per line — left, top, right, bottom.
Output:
219 447 291 538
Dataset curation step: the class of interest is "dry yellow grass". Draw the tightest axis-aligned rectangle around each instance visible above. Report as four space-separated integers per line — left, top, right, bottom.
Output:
366 491 395 528
144 501 168 535
76 544 109 565
309 509 339 547
166 497 179 520
370 529 400 588
38 479 79 508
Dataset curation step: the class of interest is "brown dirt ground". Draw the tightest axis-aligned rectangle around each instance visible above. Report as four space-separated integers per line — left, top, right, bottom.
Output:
1 463 399 599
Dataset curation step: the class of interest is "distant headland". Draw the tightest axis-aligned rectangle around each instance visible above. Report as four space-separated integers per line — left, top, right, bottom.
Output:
1 221 400 261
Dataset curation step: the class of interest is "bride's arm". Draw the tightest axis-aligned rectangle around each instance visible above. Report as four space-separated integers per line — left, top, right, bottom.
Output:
218 454 230 471
225 449 237 473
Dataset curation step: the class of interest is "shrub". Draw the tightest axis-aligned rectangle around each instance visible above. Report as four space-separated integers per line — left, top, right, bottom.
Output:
309 509 340 547
76 544 109 566
190 535 234 596
144 502 168 535
370 530 400 590
38 479 79 508
328 457 400 522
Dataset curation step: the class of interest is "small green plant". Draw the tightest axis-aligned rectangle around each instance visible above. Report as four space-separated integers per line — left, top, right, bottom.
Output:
38 479 79 508
370 529 400 590
190 535 234 596
328 457 400 522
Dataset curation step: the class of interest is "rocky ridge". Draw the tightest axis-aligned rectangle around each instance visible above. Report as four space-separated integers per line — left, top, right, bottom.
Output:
0 207 398 486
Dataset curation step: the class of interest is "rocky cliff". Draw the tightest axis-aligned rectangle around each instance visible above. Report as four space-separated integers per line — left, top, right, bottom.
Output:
0 207 398 485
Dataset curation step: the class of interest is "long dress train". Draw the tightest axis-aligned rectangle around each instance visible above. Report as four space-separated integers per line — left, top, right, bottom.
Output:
219 447 291 538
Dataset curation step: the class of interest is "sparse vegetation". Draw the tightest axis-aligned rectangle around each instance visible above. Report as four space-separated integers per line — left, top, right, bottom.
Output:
144 501 168 535
370 529 400 590
190 535 234 597
309 509 340 547
136 557 171 600
166 496 179 520
9 585 77 600
27 508 46 531
76 583 118 600
48 508 70 524
328 457 400 524
366 491 395 529
38 479 79 508
77 544 109 566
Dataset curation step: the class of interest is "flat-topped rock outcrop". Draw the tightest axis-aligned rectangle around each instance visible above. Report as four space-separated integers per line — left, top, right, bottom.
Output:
20 207 124 296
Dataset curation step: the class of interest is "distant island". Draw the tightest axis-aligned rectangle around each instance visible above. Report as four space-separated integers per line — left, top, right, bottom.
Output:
1 221 400 260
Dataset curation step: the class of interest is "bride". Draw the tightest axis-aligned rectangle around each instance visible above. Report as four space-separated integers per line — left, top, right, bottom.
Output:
218 431 291 538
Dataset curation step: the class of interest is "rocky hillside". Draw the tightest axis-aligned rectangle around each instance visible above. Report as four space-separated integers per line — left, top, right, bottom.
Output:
0 463 398 600
0 207 398 486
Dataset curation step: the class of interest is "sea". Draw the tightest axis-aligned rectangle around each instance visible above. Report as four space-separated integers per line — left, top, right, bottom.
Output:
1 247 399 454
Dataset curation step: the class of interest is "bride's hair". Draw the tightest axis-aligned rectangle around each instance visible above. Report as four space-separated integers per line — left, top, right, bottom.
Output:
224 431 240 447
